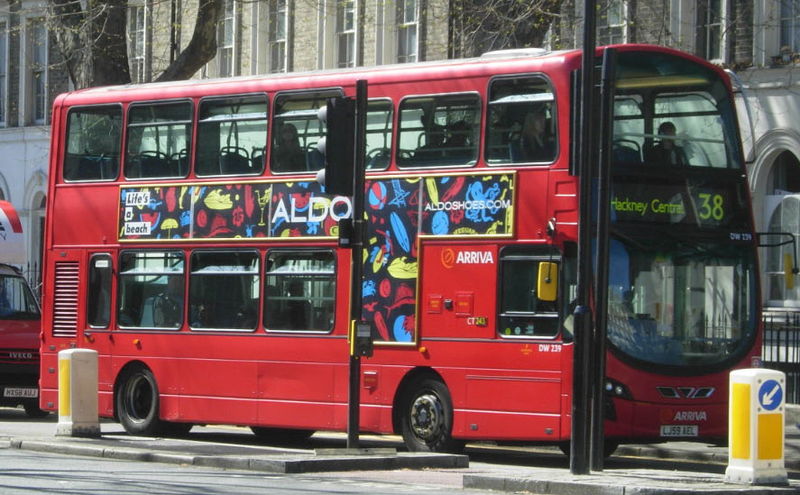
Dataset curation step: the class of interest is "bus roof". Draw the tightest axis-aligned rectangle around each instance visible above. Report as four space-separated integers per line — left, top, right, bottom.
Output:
55 44 727 108
57 48 582 106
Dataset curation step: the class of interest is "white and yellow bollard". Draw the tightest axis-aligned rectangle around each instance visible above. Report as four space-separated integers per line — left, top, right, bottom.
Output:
55 349 100 437
725 368 788 485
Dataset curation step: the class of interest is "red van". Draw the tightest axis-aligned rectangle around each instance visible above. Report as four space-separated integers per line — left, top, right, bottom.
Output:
0 263 44 417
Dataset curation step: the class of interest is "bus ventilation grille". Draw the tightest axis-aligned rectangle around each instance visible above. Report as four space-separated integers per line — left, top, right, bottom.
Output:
52 261 79 338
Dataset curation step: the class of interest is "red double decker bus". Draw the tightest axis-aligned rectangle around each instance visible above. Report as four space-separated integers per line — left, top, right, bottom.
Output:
40 44 760 453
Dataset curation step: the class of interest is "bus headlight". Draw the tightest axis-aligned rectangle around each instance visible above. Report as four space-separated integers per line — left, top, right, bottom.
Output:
604 378 632 400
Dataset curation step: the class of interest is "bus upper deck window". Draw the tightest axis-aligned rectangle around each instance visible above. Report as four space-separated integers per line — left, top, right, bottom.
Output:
486 76 556 165
63 105 122 182
271 90 341 174
125 101 192 180
196 95 268 177
397 94 480 168
365 100 393 170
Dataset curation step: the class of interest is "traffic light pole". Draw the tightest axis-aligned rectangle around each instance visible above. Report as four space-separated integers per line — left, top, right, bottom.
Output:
570 0 597 475
347 80 368 450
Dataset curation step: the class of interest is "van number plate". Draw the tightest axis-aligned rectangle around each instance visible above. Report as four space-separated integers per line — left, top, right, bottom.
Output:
3 387 38 398
660 425 698 437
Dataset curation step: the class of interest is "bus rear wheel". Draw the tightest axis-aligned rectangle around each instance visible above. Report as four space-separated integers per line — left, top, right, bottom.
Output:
116 366 164 436
399 377 463 453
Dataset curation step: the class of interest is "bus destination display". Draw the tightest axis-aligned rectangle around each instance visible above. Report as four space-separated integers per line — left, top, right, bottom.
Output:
611 179 745 228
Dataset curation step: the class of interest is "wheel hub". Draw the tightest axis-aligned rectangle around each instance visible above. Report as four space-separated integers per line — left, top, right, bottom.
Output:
410 393 444 441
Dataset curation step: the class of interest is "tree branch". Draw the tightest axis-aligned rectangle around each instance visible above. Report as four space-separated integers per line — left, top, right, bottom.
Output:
156 0 222 81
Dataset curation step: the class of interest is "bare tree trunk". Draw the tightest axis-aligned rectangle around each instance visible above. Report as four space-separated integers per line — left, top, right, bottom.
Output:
156 0 222 81
50 0 91 87
89 0 131 86
50 0 222 88
452 0 562 57
50 0 131 87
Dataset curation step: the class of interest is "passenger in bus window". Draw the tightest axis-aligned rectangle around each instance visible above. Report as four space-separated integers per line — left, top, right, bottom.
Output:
273 123 305 171
509 110 554 163
285 280 310 329
152 276 183 328
648 121 688 167
414 121 445 162
443 120 474 162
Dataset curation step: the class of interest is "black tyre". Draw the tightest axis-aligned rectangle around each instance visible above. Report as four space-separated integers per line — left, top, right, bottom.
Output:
399 377 463 453
250 427 314 445
116 366 165 436
23 401 49 419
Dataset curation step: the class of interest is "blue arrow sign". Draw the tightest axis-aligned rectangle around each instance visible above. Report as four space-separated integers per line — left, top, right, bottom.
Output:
758 379 783 411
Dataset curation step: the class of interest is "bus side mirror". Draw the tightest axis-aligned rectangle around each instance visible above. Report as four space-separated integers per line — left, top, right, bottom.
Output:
537 262 558 302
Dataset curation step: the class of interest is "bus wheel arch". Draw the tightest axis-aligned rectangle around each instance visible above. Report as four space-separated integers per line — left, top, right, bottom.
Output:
114 362 165 436
393 368 463 453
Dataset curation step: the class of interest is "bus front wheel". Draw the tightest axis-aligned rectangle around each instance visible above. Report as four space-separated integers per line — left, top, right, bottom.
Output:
399 377 463 453
116 366 164 436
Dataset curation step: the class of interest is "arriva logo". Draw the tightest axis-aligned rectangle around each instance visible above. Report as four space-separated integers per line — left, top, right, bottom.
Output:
441 248 494 269
673 411 708 422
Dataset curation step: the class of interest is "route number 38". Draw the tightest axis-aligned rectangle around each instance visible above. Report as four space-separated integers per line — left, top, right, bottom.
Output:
698 193 724 221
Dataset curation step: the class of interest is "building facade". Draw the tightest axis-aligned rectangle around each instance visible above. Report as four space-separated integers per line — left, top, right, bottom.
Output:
2 0 800 311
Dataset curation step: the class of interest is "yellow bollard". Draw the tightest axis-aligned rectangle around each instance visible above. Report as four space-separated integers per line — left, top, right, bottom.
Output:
55 349 100 437
725 368 787 485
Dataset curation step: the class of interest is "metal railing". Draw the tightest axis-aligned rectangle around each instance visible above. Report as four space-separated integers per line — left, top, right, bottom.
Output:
762 311 800 404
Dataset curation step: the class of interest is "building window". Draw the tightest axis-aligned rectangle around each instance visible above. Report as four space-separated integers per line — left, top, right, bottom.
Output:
698 0 725 62
781 0 800 53
217 0 236 77
765 150 800 307
269 0 288 73
27 18 48 125
336 0 355 68
598 0 626 46
397 0 418 63
128 4 147 83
